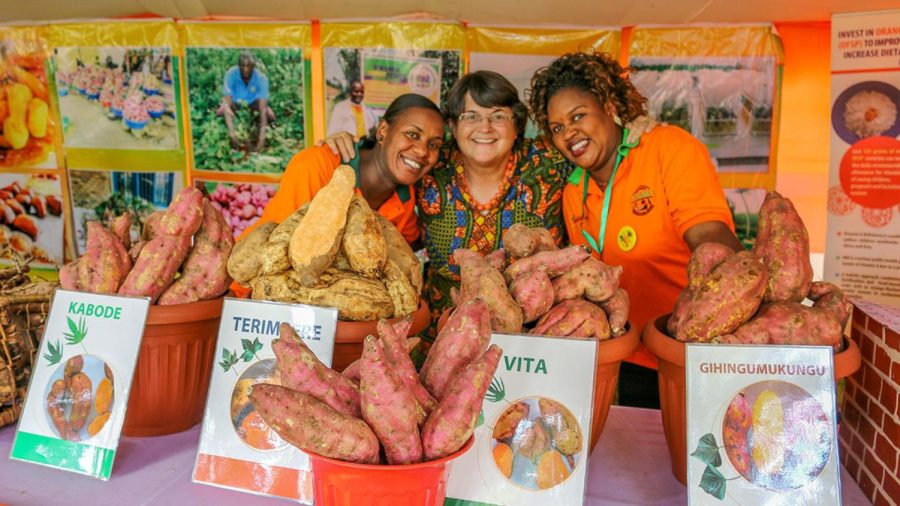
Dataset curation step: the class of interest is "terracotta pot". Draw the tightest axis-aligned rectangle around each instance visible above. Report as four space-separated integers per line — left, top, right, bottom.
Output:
437 307 640 451
122 296 223 437
643 313 862 486
332 300 430 372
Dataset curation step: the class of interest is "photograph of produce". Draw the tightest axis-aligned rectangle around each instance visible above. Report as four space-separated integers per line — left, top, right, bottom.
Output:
721 381 832 492
0 34 57 169
54 46 179 150
724 188 765 250
490 396 581 490
68 169 182 255
831 80 900 144
230 358 286 451
199 180 276 238
0 173 64 266
43 355 114 442
185 47 306 174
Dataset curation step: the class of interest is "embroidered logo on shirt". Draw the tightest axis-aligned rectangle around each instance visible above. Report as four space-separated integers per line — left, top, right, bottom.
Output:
631 185 655 216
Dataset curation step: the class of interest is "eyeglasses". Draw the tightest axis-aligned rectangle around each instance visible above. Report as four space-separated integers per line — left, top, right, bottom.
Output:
457 111 515 126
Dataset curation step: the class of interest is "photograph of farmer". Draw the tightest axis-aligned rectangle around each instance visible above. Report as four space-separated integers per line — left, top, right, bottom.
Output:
327 80 377 139
217 52 275 152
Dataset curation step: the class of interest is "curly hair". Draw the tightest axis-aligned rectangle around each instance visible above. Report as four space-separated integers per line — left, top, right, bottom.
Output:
527 52 646 136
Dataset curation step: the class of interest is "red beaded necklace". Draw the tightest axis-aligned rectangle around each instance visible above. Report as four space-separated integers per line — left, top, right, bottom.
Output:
454 154 516 214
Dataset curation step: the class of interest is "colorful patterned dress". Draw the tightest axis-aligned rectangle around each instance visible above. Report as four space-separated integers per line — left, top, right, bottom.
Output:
416 138 574 338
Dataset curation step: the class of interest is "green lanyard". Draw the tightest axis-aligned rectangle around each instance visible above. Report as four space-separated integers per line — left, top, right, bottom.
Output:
579 128 637 256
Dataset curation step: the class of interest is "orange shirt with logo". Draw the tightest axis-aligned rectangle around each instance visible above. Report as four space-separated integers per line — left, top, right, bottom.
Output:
562 126 735 369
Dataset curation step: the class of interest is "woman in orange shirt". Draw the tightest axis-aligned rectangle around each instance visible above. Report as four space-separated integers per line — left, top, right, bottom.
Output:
528 52 743 407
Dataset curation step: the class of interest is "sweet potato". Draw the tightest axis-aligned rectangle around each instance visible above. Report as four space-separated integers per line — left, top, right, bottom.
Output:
676 251 768 342
551 258 622 304
67 372 93 440
259 204 308 275
493 443 514 478
687 242 733 291
375 213 422 296
807 281 852 328
289 165 356 286
140 211 163 241
128 241 146 263
158 187 204 237
484 249 507 272
502 223 558 259
159 199 234 305
382 258 418 318
228 221 277 284
717 301 843 350
513 418 551 460
342 194 387 278
111 213 131 250
61 221 132 294
539 398 581 456
600 288 630 337
251 384 379 464
493 401 530 440
536 449 570 489
503 245 591 284
273 323 360 417
532 299 611 339
359 336 423 464
87 413 110 437
342 330 419 382
47 379 70 440
509 270 553 323
95 378 113 415
454 248 523 333
420 298 492 401
753 191 813 303
377 319 436 421
421 344 503 460
118 234 192 303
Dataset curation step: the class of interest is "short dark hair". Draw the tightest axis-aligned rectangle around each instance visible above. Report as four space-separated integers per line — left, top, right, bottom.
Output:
444 71 528 138
238 52 255 65
382 93 441 125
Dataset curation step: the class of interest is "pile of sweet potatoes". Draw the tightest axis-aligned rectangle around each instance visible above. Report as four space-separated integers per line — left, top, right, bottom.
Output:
250 298 502 464
59 187 234 305
228 165 422 321
668 191 849 350
448 223 630 340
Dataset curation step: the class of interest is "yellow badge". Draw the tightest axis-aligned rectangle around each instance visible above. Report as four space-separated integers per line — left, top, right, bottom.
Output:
617 226 637 252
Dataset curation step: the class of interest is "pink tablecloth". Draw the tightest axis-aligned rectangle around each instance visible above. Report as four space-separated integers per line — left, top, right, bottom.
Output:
0 406 871 505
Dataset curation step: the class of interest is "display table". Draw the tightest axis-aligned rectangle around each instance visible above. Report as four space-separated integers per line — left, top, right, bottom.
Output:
0 406 870 505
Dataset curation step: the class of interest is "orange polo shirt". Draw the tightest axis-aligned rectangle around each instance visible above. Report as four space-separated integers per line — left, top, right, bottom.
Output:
562 126 734 369
232 145 418 295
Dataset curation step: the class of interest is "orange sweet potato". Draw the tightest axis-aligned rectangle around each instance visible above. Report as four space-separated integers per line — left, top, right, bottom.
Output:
502 223 558 259
251 384 379 464
753 191 813 303
359 336 423 465
422 344 503 460
503 245 591 284
551 257 622 304
454 249 523 333
509 270 554 323
420 298 492 401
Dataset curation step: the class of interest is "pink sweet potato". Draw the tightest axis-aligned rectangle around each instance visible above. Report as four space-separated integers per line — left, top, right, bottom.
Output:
111 212 131 250
532 299 611 339
504 245 591 284
502 223 558 259
454 249 523 333
753 191 813 303
668 243 734 335
675 251 768 342
140 211 163 241
117 234 192 302
600 288 630 336
484 249 507 272
377 319 437 420
721 302 843 350
158 187 204 237
251 384 379 464
360 336 423 465
61 221 132 294
343 331 419 382
509 270 554 323
422 344 503 460
420 298 492 401
551 258 622 304
273 323 360 417
807 281 852 329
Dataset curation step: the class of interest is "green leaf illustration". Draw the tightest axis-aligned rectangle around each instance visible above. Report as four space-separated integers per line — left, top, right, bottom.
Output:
63 316 87 346
476 409 484 428
219 348 239 372
691 433 723 467
43 339 63 365
485 375 505 403
240 337 263 362
699 464 727 500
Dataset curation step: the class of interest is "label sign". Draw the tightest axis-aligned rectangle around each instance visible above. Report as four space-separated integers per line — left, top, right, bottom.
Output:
10 289 150 480
192 298 338 503
445 333 597 506
686 344 839 505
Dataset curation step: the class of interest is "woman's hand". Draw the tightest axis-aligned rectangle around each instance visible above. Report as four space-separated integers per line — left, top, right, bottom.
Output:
316 131 358 162
624 115 662 145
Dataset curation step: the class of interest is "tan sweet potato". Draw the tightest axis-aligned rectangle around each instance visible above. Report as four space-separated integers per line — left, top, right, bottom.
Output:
359 336 423 464
539 398 581 456
159 199 234 305
251 384 379 464
753 191 813 303
251 269 394 321
118 234 192 303
504 245 591 284
375 213 422 296
454 249 523 333
551 258 622 304
676 251 768 342
422 344 503 460
377 319 436 422
509 270 554 323
228 221 277 284
342 194 387 277
807 281 852 329
274 334 361 418
600 288 630 337
502 223 558 259
382 258 418 318
718 302 843 350
289 166 356 286
532 299 611 339
420 298 492 401
259 204 308 276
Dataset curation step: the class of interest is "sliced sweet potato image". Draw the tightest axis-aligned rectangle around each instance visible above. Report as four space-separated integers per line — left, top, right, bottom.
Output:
493 401 529 440
539 397 582 456
536 450 571 489
47 379 70 440
513 418 551 461
87 412 110 437
493 443 514 478
95 378 113 415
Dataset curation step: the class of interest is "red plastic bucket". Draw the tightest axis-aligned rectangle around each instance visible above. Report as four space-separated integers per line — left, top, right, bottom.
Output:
307 437 473 506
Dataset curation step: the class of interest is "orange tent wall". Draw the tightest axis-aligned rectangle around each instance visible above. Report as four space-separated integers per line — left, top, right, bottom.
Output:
773 21 831 253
